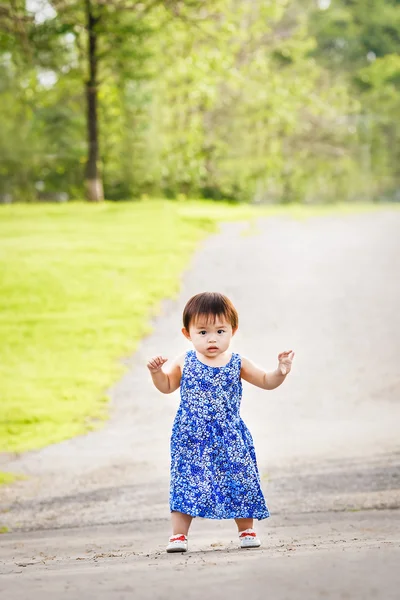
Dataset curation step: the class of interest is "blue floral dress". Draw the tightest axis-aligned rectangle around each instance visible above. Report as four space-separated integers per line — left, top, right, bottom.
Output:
169 350 270 520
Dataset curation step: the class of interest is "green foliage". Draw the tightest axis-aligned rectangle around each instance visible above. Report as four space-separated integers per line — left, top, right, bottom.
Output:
311 0 400 200
311 0 400 66
150 0 366 202
0 0 399 202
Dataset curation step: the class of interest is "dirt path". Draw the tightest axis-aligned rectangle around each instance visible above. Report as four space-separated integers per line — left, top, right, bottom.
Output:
1 211 399 598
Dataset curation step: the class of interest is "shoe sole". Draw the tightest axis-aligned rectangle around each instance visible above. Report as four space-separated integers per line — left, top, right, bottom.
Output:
166 545 188 553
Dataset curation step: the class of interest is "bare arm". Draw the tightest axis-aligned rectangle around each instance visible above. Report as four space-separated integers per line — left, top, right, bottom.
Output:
241 351 295 391
147 354 184 394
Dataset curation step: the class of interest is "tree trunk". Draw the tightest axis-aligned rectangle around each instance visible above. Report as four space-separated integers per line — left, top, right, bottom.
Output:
84 0 103 202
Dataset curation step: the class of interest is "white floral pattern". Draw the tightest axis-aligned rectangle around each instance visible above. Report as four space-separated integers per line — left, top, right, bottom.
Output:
170 350 270 520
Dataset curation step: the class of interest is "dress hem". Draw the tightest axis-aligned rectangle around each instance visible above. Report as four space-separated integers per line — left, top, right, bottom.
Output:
170 506 270 520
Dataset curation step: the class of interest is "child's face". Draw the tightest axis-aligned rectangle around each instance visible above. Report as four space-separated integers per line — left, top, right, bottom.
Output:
182 316 236 358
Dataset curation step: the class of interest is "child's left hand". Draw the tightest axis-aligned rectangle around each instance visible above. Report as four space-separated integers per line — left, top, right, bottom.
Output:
278 350 295 376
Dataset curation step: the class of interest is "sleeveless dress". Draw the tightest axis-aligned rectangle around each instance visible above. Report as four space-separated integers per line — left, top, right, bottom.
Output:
169 350 270 520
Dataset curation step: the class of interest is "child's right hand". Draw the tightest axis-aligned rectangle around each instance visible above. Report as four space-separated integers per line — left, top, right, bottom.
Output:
147 355 168 373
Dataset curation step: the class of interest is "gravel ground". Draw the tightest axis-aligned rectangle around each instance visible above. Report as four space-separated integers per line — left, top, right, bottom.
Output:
1 211 399 598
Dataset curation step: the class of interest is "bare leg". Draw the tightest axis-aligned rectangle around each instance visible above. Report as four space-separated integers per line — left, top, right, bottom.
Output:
235 518 254 532
171 511 193 536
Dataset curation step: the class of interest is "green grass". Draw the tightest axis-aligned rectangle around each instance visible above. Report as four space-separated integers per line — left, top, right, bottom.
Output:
0 199 396 454
0 200 218 452
0 471 21 485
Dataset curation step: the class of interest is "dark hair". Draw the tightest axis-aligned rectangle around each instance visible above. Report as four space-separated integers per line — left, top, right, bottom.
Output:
182 292 239 330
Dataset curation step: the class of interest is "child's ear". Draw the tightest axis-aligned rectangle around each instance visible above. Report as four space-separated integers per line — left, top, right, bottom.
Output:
182 327 191 340
232 327 238 336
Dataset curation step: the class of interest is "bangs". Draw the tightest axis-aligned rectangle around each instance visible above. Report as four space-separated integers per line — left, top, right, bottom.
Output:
183 292 238 330
191 313 224 326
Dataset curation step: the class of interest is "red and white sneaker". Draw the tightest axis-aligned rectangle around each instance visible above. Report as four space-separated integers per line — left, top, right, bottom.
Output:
239 528 261 549
166 533 188 553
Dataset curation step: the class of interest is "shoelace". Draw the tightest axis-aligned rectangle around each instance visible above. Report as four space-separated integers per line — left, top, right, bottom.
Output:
239 530 257 538
169 535 187 542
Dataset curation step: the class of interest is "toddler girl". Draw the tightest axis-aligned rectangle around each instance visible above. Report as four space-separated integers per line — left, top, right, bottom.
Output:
147 292 294 552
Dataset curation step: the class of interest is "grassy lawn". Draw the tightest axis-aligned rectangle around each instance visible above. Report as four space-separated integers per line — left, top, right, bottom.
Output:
0 471 17 485
0 471 23 485
0 199 394 454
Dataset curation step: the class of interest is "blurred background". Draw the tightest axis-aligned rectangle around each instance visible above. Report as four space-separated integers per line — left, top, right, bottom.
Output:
1 1 399 463
1 0 400 204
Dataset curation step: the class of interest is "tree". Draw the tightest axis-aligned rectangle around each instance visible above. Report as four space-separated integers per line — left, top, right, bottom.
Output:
310 0 400 200
1 0 399 203
1 0 217 201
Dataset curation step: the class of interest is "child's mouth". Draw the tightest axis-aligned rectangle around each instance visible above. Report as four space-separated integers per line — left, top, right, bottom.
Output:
208 347 218 352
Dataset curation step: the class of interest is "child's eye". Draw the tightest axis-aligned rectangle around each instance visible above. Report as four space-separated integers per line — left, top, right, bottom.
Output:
217 330 225 334
199 331 207 335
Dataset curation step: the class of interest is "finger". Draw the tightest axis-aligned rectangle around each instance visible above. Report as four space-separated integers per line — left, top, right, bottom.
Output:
155 356 166 365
